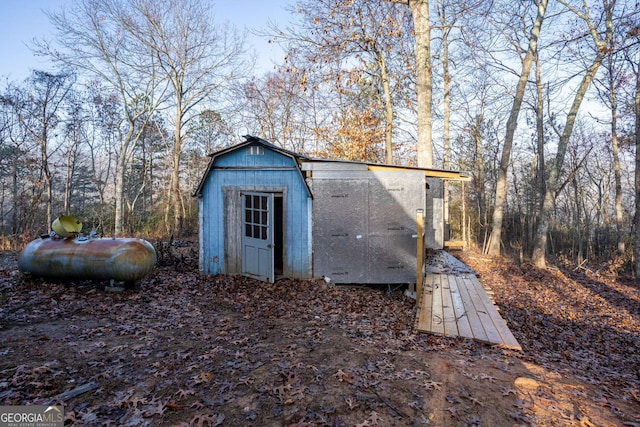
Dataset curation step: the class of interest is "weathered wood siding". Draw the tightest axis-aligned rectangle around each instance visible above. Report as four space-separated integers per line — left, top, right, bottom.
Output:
199 145 312 278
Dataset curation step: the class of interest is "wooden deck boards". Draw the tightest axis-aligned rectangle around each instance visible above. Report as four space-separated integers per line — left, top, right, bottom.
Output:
416 273 521 350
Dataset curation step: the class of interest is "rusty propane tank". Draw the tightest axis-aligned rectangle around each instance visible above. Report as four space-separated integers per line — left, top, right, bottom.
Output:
18 236 157 282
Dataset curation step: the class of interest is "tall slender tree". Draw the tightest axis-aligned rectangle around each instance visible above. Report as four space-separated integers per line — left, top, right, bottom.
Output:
594 52 626 255
401 0 434 167
631 32 640 278
531 0 615 268
485 0 549 257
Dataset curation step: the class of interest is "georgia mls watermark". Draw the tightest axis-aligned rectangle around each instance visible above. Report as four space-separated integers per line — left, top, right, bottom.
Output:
0 406 63 427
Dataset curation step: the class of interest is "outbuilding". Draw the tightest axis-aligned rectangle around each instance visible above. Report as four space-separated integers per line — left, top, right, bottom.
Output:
194 135 467 284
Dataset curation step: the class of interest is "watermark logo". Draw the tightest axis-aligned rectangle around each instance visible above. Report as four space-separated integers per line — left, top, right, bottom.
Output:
0 405 63 427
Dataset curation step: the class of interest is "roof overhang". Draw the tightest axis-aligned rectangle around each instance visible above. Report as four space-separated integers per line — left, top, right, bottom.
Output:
366 164 471 181
195 135 471 197
298 157 470 180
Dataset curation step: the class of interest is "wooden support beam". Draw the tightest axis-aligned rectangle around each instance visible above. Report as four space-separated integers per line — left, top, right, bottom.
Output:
444 240 465 250
416 209 424 305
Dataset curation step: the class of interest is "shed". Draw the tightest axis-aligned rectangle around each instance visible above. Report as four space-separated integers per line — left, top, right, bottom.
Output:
194 135 467 284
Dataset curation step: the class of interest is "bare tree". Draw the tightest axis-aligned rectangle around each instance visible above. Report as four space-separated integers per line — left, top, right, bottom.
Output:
435 0 460 239
392 0 434 167
125 0 246 236
589 16 640 262
85 83 118 233
62 100 80 216
0 93 34 238
630 29 640 277
635 61 640 277
593 51 627 256
435 0 455 170
1 71 74 231
39 0 166 235
485 0 549 256
531 0 615 268
276 0 410 164
240 72 311 151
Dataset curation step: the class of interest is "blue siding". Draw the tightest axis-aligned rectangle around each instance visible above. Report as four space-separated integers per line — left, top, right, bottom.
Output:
199 145 312 278
215 146 295 168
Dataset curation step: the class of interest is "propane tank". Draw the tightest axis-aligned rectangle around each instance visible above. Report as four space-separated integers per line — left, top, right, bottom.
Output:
18 236 157 283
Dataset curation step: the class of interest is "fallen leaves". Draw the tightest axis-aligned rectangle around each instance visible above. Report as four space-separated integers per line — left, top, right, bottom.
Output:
344 396 358 410
190 413 224 427
446 406 460 420
0 246 637 426
175 388 195 399
423 380 442 391
460 252 640 426
355 410 381 426
198 371 213 384
334 369 355 384
465 396 483 407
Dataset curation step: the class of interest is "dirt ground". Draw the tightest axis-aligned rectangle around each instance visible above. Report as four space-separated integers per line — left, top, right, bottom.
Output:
0 245 638 426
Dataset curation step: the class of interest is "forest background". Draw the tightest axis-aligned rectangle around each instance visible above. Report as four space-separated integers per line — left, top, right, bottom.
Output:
1 0 639 274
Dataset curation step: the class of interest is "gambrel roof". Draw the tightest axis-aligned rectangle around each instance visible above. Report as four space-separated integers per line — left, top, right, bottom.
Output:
194 135 469 197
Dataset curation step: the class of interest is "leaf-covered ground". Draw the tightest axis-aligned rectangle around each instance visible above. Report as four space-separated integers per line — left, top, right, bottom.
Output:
0 247 638 426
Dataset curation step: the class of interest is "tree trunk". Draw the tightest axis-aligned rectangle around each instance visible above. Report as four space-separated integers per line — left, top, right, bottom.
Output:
114 124 137 236
40 125 53 232
114 150 126 236
532 0 614 268
535 51 546 217
634 60 640 278
607 56 625 255
438 1 451 171
170 145 184 236
485 0 548 257
409 0 433 168
11 160 18 234
462 181 467 243
377 51 395 164
168 102 184 237
438 0 451 237
531 52 608 268
472 116 488 251
572 175 584 263
63 138 78 215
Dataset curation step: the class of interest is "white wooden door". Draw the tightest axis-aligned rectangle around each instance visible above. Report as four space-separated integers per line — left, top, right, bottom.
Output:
241 192 274 282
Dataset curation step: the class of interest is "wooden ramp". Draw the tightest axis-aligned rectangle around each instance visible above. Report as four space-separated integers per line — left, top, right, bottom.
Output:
415 273 521 350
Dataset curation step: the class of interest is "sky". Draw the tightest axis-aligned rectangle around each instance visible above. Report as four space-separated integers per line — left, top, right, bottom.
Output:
0 0 293 82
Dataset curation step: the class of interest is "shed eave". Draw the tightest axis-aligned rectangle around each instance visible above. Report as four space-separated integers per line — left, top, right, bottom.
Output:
365 164 470 181
298 157 469 181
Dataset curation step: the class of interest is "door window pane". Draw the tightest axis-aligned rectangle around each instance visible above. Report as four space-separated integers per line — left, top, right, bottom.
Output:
244 193 270 240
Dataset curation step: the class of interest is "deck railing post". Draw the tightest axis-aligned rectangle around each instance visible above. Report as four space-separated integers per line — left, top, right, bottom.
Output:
416 209 424 305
